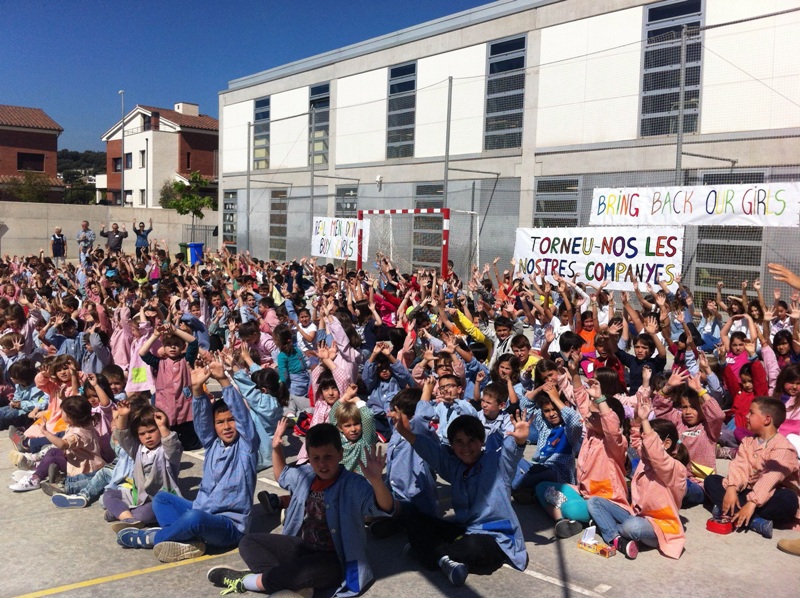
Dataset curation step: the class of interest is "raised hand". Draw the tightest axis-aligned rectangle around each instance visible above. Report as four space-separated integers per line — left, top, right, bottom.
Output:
585 378 602 400
505 410 531 445
636 394 652 421
768 263 800 290
272 417 291 449
359 445 387 483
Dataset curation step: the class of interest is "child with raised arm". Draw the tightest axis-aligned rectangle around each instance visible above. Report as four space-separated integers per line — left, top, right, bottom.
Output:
329 383 377 474
416 373 477 445
137 322 199 450
393 411 530 586
705 397 800 539
362 341 415 440
588 396 689 559
115 359 259 562
101 403 182 526
207 420 394 596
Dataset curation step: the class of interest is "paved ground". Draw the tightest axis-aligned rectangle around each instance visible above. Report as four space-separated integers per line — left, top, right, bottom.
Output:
2 429 799 598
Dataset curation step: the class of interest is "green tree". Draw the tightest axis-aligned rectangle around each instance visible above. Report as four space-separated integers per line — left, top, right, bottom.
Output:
7 171 52 203
159 171 216 240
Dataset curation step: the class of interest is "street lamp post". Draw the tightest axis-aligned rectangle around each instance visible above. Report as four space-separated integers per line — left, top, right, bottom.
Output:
119 90 125 206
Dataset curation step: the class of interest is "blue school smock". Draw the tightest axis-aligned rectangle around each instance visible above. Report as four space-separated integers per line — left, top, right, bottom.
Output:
384 413 439 518
412 433 529 571
416 398 478 445
280 464 393 597
362 360 415 417
191 385 259 535
232 365 283 471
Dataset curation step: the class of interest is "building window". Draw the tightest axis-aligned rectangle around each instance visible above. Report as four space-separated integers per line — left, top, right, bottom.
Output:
693 171 764 293
139 189 146 205
387 62 416 159
186 152 192 170
124 190 133 204
253 97 270 170
640 0 703 137
413 183 444 269
310 83 330 166
124 153 132 169
143 115 152 131
113 157 122 172
335 186 358 218
269 189 288 261
484 36 526 151
112 191 122 205
223 191 238 252
139 150 146 168
533 178 580 227
17 152 45 171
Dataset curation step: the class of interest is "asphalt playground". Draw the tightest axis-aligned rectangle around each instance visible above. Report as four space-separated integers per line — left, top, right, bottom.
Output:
2 427 799 598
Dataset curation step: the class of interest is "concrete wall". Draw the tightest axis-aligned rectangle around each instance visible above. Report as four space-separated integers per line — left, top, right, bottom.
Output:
0 201 217 257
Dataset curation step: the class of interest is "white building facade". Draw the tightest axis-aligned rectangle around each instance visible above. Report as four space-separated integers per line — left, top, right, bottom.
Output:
218 0 800 291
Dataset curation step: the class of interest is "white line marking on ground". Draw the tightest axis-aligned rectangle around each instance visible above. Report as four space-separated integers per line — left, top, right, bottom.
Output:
502 564 608 597
184 450 205 461
593 583 613 593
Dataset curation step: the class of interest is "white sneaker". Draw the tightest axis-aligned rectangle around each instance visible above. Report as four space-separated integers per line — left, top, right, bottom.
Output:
9 475 40 492
10 469 29 482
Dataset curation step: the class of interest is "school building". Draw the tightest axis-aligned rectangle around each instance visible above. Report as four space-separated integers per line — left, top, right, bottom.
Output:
218 0 800 294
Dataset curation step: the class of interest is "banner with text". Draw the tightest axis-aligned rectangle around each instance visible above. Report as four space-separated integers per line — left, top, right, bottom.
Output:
311 217 369 261
514 226 684 291
590 183 800 227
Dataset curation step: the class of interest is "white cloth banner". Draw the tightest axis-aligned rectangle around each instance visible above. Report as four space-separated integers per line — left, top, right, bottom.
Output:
590 183 800 227
513 226 684 291
311 217 369 261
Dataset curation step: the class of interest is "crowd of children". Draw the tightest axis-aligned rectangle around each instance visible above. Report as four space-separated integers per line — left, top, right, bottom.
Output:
4 241 800 596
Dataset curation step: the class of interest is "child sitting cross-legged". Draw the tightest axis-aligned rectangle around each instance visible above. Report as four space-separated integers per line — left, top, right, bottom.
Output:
102 403 182 529
704 397 800 539
115 358 258 563
207 419 395 596
392 411 530 587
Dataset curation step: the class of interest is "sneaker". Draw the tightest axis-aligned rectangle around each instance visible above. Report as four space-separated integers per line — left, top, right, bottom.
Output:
438 555 468 587
9 450 35 469
47 462 65 484
748 516 773 539
9 475 40 492
554 518 584 539
512 487 535 505
116 527 161 548
10 469 29 482
257 490 279 515
40 481 66 497
711 505 722 519
207 566 251 588
104 509 117 523
153 540 206 563
8 425 24 452
110 520 146 534
777 538 800 556
715 445 738 460
52 493 88 508
612 536 639 560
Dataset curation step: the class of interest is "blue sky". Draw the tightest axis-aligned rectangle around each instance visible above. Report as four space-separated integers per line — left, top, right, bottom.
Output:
0 0 493 151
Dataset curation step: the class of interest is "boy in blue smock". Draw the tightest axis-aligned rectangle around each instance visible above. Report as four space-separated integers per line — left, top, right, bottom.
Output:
116 359 258 563
416 373 477 445
362 341 415 440
392 412 530 587
207 421 394 597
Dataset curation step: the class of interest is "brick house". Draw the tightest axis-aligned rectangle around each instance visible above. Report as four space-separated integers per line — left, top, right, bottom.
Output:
98 103 218 207
0 104 64 202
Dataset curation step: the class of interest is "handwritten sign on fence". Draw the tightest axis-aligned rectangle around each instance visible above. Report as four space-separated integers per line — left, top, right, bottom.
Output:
513 226 684 291
311 217 369 261
590 184 800 227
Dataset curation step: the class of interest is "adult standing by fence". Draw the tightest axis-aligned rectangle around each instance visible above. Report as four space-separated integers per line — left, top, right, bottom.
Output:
100 222 128 255
76 220 95 265
50 226 67 267
134 218 153 259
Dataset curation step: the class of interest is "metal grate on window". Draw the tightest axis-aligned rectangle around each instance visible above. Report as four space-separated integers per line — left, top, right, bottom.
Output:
254 97 270 170
269 189 287 260
485 36 526 151
310 83 330 166
335 186 358 218
413 184 444 269
387 62 416 159
640 0 703 137
533 178 580 228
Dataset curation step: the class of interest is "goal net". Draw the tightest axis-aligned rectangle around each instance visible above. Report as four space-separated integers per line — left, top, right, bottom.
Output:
357 208 479 281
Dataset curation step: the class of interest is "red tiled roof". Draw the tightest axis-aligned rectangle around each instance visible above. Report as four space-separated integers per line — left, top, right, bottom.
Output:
0 105 63 132
0 174 63 186
138 105 218 131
